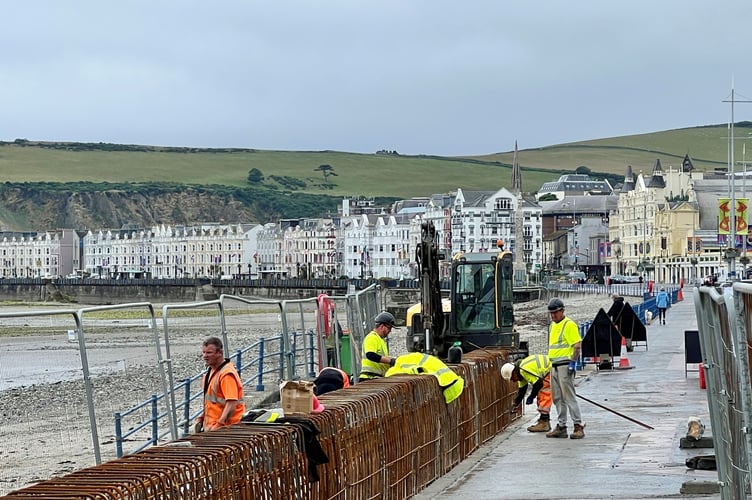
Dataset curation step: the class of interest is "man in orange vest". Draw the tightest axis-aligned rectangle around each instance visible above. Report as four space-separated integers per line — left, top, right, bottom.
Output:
194 337 246 432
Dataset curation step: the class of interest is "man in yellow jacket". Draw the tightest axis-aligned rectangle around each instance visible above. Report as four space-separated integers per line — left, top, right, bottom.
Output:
359 311 398 382
501 354 552 432
546 298 585 439
386 352 464 404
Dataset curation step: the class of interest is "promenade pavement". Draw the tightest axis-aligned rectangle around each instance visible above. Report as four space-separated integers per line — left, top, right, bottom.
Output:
415 288 720 500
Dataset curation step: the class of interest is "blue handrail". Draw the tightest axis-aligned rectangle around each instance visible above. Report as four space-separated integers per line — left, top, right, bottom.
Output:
115 328 316 457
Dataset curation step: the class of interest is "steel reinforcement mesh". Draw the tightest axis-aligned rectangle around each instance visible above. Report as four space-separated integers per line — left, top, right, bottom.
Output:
1 349 520 499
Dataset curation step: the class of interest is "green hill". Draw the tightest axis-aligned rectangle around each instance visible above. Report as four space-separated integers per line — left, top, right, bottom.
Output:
0 124 747 230
473 123 751 176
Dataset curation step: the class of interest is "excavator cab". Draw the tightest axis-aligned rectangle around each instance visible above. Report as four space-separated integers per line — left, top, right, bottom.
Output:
406 221 519 359
447 251 516 352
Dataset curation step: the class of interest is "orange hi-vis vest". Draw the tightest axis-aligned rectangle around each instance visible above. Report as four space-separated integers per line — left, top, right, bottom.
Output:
202 360 246 428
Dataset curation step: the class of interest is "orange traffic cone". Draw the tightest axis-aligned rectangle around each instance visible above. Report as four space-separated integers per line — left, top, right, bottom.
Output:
677 288 684 302
616 335 634 370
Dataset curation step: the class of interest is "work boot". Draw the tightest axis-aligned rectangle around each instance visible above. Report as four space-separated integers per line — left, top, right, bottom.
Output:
570 423 586 439
527 419 551 433
545 425 568 438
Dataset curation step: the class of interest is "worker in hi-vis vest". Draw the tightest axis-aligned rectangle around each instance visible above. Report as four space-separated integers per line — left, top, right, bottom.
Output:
386 352 464 404
195 336 246 432
359 311 398 382
501 354 552 432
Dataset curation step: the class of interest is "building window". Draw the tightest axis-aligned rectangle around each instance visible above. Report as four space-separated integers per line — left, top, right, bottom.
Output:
495 198 512 210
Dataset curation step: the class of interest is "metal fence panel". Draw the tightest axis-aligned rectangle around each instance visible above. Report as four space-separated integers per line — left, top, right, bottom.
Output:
695 286 751 499
0 308 84 495
0 287 384 493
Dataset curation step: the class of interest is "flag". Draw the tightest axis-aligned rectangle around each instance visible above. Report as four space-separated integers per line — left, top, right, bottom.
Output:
737 198 749 235
718 198 749 235
719 198 730 234
688 236 702 254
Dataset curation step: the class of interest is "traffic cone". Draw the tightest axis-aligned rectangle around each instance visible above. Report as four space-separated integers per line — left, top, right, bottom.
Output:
616 335 634 370
677 288 684 302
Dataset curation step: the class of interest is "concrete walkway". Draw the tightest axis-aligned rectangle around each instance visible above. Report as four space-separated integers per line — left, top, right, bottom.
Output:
415 289 719 500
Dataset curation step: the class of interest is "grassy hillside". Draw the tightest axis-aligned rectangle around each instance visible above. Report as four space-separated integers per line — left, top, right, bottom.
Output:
474 123 752 176
1 123 747 201
0 142 551 198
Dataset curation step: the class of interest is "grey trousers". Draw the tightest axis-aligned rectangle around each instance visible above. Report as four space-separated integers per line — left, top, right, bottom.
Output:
550 364 582 427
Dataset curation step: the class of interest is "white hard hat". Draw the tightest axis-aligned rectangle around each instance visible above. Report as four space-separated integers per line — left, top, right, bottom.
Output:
501 363 515 381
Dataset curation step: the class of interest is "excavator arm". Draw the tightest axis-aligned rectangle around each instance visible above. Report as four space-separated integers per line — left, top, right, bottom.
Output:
416 221 444 354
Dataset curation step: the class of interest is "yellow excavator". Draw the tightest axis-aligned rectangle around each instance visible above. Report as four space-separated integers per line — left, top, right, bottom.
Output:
406 221 520 359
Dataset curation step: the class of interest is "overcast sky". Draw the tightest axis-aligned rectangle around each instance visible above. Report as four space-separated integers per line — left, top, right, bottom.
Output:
2 1 752 156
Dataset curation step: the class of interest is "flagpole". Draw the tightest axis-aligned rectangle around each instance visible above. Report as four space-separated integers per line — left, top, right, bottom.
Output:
731 86 737 279
722 82 752 280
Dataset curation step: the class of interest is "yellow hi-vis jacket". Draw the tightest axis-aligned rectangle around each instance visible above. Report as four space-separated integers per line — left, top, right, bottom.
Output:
516 354 551 387
385 352 465 404
360 331 390 379
548 317 580 364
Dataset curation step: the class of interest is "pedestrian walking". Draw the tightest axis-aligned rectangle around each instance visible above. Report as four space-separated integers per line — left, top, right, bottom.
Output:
655 287 670 325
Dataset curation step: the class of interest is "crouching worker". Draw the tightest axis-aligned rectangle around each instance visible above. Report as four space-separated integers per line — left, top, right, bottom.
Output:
314 366 351 396
385 352 464 404
501 354 552 432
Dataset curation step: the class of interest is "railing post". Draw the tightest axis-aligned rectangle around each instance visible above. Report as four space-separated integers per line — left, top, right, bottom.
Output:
308 329 316 377
150 395 159 447
257 338 265 391
234 348 242 377
279 334 286 381
115 412 123 458
183 378 191 437
291 329 298 376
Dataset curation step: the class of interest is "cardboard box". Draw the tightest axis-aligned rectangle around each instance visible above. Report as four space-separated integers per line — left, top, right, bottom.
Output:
280 380 314 415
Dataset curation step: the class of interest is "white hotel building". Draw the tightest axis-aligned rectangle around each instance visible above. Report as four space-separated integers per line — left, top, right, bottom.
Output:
0 192 542 281
82 223 262 279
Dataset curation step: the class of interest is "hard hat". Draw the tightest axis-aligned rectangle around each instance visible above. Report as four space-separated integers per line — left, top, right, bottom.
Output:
547 298 565 312
374 311 396 327
312 395 325 414
501 363 516 381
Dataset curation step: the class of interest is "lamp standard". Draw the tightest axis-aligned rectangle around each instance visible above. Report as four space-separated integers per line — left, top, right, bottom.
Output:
722 87 752 279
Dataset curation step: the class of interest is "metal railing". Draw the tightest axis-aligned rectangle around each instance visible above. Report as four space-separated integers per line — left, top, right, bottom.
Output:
112 287 381 458
114 328 316 457
694 285 752 499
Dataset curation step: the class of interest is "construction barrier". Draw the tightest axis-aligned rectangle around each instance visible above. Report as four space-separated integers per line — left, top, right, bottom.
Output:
695 285 752 500
1 349 520 499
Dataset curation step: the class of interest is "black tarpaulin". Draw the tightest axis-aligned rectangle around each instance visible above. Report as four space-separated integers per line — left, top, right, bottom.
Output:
607 299 647 343
582 308 623 359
